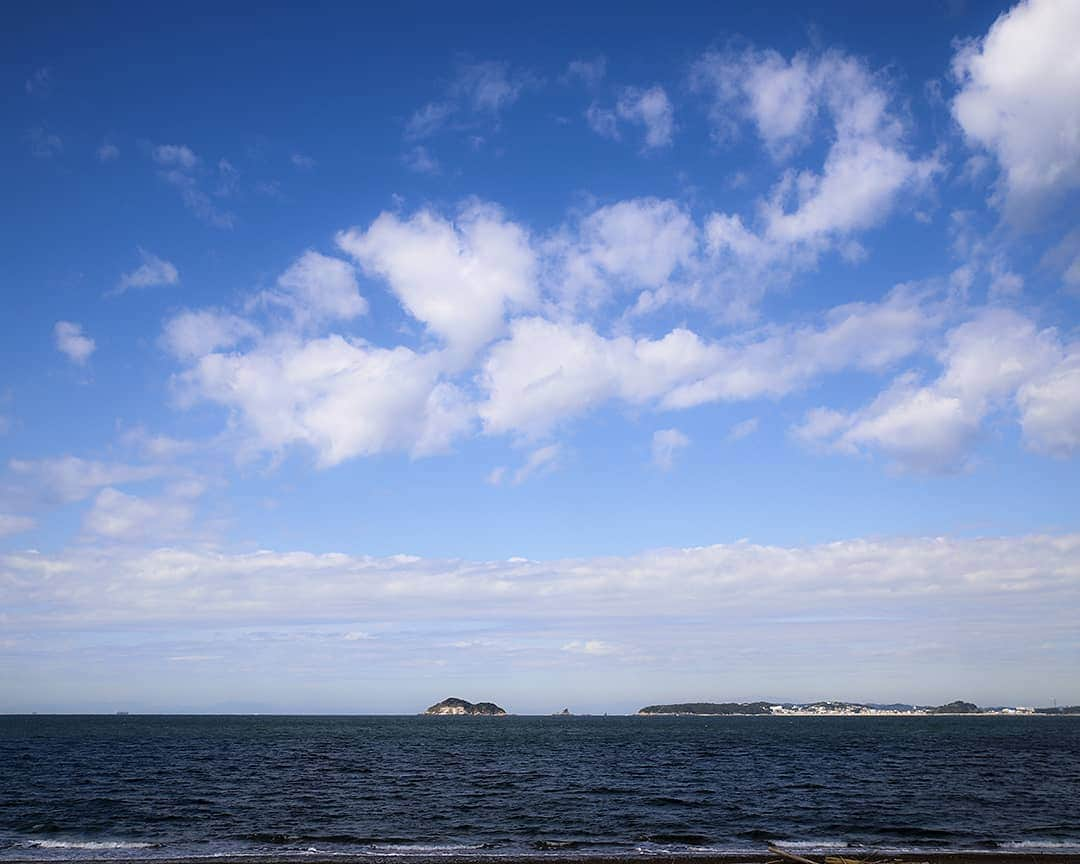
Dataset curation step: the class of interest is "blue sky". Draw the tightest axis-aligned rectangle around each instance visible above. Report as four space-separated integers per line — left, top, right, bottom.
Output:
2 0 1079 713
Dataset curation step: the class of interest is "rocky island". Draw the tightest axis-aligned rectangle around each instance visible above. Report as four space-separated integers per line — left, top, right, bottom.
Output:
424 697 507 716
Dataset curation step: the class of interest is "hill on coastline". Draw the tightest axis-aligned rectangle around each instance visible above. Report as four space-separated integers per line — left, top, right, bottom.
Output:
638 701 773 715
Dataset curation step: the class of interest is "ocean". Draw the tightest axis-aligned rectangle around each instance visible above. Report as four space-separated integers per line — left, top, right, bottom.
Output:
1 715 1078 860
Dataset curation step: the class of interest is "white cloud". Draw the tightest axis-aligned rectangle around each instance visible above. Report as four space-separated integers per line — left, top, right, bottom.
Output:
479 284 940 438
0 514 35 537
83 487 195 540
406 61 530 139
96 141 119 163
53 321 95 365
652 428 689 470
512 443 561 484
405 101 456 139
585 86 675 150
112 249 179 296
455 61 527 114
160 169 234 229
291 153 316 170
796 308 1075 472
562 639 620 656
615 86 675 149
337 202 537 358
175 335 472 466
728 417 760 441
692 49 817 155
951 0 1080 220
564 57 607 88
119 427 195 461
478 317 717 437
585 103 620 140
402 145 439 174
259 251 367 327
692 48 938 288
1016 346 1080 457
8 457 165 504
153 144 199 170
1041 228 1080 293
3 534 1078 633
549 198 698 311
161 309 259 360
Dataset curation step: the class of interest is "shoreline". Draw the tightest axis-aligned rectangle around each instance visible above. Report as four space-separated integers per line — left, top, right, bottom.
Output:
4 855 1080 864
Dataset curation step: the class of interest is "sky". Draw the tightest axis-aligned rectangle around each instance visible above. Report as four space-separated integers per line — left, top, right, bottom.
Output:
2 0 1079 714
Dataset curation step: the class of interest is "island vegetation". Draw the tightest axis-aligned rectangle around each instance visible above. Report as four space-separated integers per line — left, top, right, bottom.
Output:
424 697 507 716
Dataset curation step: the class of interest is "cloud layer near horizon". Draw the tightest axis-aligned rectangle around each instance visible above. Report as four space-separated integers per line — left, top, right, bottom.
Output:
3 533 1077 710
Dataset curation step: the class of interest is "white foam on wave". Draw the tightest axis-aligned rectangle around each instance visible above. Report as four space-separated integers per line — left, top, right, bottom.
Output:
28 840 155 850
998 840 1080 850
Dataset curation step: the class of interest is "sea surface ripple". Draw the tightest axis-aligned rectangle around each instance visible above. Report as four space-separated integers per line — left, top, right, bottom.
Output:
1 715 1078 859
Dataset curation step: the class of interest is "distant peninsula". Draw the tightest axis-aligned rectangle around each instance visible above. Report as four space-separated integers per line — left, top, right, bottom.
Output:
639 701 773 715
637 699 1070 716
424 697 507 716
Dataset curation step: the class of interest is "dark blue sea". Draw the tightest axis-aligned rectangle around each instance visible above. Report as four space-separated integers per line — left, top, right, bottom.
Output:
1 715 1079 860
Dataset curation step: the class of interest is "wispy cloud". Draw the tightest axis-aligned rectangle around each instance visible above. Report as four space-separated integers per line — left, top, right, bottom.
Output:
652 428 689 470
110 249 179 297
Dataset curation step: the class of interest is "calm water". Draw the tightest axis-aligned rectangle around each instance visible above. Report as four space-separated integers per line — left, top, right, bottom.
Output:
1 715 1079 859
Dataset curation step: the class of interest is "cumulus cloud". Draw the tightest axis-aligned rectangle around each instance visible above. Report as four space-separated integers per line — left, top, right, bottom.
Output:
258 251 367 327
796 308 1079 471
53 321 95 365
585 85 675 150
111 249 179 297
691 47 938 290
951 0 1080 221
1016 347 1080 457
337 202 537 358
161 309 259 360
548 198 698 311
479 284 941 437
652 428 689 470
175 335 472 466
616 86 675 149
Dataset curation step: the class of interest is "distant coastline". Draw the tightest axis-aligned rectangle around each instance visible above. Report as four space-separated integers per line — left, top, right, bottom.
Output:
636 699 1080 716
